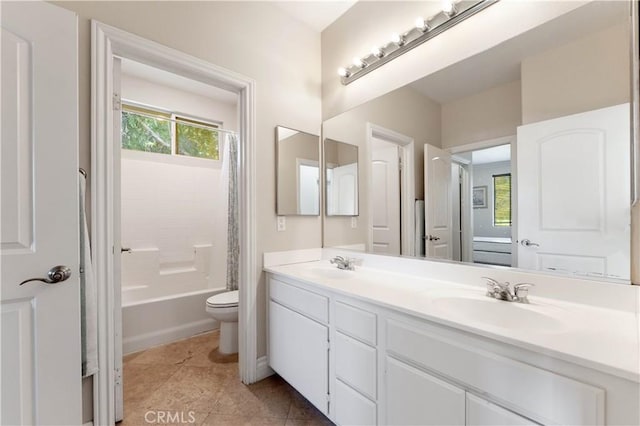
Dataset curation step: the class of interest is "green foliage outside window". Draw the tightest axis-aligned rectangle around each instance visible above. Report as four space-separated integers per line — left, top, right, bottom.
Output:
121 107 171 154
121 104 220 160
494 174 511 227
176 117 219 160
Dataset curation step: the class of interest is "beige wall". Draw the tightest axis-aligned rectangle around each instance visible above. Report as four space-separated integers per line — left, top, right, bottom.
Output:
322 1 588 120
521 22 630 124
441 80 522 149
53 1 322 362
323 86 440 248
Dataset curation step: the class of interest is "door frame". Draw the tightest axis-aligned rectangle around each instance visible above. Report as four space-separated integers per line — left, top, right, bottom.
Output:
366 123 415 256
92 21 257 426
448 135 516 266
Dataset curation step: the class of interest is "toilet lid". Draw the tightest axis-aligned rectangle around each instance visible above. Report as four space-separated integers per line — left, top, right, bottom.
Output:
207 290 239 307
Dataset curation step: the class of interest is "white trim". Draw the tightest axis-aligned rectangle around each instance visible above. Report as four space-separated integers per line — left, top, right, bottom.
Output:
366 123 416 256
122 318 217 355
91 21 258 426
447 135 515 155
256 355 275 381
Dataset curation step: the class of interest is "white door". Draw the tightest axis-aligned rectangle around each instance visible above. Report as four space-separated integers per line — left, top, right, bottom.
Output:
385 356 465 425
1 2 81 424
371 139 401 254
328 162 358 215
425 144 453 259
517 104 630 280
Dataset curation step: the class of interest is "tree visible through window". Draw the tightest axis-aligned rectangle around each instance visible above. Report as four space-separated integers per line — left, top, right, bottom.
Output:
493 173 511 226
121 104 220 160
121 105 171 154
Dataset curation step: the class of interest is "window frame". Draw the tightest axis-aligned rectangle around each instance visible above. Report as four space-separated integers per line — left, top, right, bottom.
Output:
121 100 223 161
493 172 512 227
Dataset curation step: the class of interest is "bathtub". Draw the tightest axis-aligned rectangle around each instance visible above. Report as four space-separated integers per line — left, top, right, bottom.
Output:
121 263 226 354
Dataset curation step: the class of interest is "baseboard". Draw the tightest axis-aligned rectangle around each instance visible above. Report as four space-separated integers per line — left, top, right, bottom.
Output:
123 318 217 354
256 355 274 381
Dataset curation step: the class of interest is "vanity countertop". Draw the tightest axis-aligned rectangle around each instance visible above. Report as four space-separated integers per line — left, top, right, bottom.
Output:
265 260 640 383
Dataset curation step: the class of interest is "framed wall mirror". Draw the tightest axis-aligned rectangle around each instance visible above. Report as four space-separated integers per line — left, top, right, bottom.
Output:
322 1 634 283
276 126 320 216
324 138 359 216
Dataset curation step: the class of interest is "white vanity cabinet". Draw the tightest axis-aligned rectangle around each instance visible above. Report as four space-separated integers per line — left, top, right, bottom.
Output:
266 272 615 426
268 277 329 415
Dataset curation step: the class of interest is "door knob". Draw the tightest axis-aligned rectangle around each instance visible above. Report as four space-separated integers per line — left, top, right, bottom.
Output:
520 239 540 248
426 235 440 241
19 265 72 286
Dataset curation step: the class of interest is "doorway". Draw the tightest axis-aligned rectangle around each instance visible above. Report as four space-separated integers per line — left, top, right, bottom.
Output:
92 22 257 426
366 123 415 256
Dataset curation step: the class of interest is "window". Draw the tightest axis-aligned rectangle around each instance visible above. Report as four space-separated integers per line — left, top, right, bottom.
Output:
176 116 219 160
493 173 511 226
121 105 171 154
122 103 220 160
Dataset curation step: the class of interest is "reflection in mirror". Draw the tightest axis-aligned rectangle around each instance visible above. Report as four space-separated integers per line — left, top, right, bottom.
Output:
276 126 320 216
322 1 632 283
325 139 359 216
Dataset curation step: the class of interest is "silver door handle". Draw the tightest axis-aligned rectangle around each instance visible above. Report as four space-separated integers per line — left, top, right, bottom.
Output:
425 235 440 241
520 239 540 248
19 265 72 286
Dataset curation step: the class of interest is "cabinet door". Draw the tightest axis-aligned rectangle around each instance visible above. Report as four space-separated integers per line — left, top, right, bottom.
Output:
269 301 329 415
466 394 538 426
385 356 465 425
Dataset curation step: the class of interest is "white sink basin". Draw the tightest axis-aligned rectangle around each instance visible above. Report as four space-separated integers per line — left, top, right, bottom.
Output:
430 296 565 333
308 266 355 280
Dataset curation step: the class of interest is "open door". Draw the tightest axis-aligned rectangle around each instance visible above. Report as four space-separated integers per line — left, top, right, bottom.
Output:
424 144 453 259
1 2 82 424
517 104 630 280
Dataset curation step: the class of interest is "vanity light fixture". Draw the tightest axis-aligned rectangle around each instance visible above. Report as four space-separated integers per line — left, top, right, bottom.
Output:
338 0 498 85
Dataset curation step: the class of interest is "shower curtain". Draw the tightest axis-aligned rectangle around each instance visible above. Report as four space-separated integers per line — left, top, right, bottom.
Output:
225 133 239 291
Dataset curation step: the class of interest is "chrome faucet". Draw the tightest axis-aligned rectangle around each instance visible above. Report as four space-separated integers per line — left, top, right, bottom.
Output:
329 256 356 271
483 277 534 304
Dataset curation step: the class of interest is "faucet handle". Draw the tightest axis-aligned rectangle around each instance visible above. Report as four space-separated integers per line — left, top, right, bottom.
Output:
482 277 500 286
330 256 344 264
514 283 534 303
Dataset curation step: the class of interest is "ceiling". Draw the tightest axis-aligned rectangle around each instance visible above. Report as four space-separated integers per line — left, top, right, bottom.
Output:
273 0 357 32
410 0 627 104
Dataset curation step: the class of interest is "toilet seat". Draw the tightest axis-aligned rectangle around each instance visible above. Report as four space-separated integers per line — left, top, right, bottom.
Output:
206 290 239 308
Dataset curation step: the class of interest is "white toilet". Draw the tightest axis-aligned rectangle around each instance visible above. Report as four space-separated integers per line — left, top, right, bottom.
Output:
205 290 239 354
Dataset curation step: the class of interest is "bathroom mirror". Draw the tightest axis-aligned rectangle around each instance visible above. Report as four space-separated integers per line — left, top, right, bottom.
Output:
324 138 359 216
276 126 320 216
322 1 633 283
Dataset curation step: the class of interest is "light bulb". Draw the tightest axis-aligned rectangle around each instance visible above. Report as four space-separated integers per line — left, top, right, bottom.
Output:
337 67 350 78
371 46 384 58
390 32 405 46
442 0 457 17
353 56 365 68
415 17 429 32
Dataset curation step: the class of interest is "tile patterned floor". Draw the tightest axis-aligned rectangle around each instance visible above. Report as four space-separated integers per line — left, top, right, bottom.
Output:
119 331 334 426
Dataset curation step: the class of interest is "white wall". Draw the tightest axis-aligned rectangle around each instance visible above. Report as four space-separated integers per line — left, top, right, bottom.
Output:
121 73 238 131
120 150 226 290
472 161 511 239
54 0 322 363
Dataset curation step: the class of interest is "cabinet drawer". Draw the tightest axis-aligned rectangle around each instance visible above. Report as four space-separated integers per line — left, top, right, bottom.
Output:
334 379 377 426
335 331 376 400
269 277 328 323
334 301 376 345
386 319 605 425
